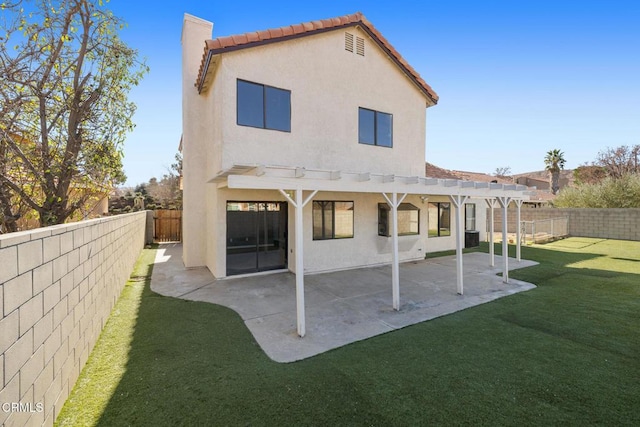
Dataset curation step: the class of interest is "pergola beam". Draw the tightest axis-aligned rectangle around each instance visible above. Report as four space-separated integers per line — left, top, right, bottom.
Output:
228 174 530 199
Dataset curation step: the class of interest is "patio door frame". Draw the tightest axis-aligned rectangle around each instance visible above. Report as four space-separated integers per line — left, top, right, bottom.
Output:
226 201 288 276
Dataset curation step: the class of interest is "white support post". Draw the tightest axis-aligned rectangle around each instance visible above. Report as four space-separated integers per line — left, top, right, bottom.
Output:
515 199 523 262
497 197 511 283
449 195 469 295
278 188 318 338
485 198 497 267
382 192 407 310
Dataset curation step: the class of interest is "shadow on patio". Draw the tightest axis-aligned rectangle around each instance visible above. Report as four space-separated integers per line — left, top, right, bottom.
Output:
150 244 538 362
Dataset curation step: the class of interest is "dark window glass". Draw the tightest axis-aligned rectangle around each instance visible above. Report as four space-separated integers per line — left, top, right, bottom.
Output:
265 86 291 132
237 79 290 132
226 201 287 276
465 204 476 231
237 80 264 128
334 202 354 238
359 107 393 147
428 202 451 237
378 204 389 236
358 108 375 145
376 112 393 147
378 203 419 236
313 201 354 240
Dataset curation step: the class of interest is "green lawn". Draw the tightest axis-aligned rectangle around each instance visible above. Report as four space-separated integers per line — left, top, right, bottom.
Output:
56 238 640 426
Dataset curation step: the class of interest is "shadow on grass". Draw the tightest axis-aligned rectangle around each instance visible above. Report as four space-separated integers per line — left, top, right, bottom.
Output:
613 257 640 263
91 240 640 425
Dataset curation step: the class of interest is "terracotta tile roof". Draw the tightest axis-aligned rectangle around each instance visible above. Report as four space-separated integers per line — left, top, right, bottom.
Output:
425 162 460 180
426 162 556 204
196 12 438 104
453 170 512 184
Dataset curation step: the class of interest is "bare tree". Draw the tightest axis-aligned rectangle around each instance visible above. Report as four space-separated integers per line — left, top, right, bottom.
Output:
145 153 183 210
595 145 640 179
0 0 148 228
494 166 511 178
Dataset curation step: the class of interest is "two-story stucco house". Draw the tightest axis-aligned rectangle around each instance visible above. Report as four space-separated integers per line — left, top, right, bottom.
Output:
181 12 530 336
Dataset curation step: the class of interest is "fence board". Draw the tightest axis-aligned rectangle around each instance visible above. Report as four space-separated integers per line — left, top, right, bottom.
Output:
154 210 182 242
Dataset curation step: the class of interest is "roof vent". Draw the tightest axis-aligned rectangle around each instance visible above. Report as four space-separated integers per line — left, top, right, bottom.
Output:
345 32 354 52
356 36 365 56
345 32 364 56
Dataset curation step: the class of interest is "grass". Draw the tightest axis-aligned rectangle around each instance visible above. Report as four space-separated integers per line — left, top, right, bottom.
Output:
55 246 156 426
55 238 640 426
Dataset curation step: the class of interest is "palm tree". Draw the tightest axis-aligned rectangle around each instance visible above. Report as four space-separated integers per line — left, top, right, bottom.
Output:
544 149 566 195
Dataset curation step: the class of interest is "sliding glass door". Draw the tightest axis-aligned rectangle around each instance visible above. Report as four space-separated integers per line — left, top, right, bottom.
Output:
226 202 287 276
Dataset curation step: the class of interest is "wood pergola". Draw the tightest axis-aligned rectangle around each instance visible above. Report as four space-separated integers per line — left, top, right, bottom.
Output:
212 165 532 337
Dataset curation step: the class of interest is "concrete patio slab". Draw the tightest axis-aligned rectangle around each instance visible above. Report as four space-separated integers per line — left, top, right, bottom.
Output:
150 244 538 363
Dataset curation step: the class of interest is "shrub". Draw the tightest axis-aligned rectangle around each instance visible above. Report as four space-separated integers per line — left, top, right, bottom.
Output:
554 174 640 208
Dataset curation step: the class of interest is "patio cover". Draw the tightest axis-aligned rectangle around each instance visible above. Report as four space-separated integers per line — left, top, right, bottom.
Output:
211 164 532 337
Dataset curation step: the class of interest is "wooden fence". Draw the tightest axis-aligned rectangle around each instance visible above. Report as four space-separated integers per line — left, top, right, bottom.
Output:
154 210 182 242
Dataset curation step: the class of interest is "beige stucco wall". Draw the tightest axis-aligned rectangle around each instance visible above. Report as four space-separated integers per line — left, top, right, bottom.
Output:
209 190 487 278
213 190 427 277
182 16 473 272
181 15 214 267
209 25 428 178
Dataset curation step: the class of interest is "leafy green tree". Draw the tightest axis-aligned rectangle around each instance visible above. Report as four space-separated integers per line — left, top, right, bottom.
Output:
0 0 148 228
554 174 640 208
544 149 566 195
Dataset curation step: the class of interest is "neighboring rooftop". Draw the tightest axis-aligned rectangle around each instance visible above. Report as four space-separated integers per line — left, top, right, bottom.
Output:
426 163 510 184
195 12 438 104
512 169 574 185
425 162 460 180
425 162 559 204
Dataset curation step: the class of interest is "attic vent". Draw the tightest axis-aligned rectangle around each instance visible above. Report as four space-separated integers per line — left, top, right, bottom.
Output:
345 32 354 52
356 36 365 56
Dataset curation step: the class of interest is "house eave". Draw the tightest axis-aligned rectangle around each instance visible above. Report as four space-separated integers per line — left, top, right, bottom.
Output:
195 13 439 104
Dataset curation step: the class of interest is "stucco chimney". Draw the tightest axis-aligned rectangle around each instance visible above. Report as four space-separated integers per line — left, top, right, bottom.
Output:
181 14 213 267
182 14 213 99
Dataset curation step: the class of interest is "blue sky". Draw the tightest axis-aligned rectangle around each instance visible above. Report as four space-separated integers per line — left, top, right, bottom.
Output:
108 0 640 186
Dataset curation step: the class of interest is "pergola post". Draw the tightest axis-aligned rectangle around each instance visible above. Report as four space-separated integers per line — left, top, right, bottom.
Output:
278 188 317 337
497 196 512 283
382 192 407 310
449 195 469 295
515 199 523 262
485 198 497 267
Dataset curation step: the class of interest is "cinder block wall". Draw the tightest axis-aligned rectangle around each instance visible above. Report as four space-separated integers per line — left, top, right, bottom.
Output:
566 208 640 241
488 207 640 241
0 212 146 426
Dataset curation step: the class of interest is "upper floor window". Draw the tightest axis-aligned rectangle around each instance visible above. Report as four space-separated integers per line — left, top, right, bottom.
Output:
358 107 392 147
237 79 291 132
